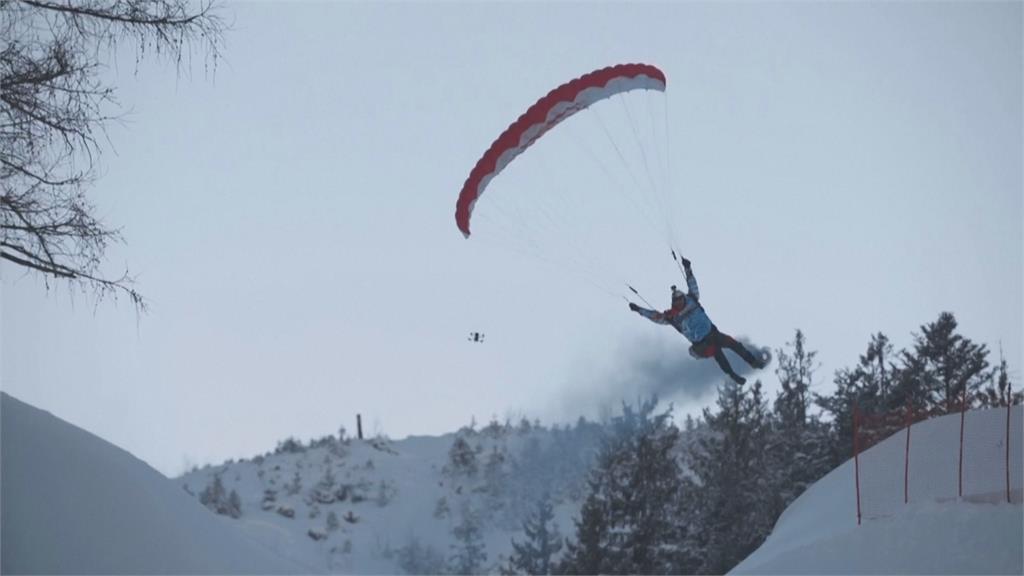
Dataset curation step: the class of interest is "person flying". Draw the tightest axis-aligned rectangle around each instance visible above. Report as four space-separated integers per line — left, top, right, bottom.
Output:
628 256 768 385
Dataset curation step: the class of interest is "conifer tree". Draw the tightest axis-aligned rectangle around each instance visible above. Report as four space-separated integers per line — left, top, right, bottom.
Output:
560 399 685 575
199 473 226 514
449 504 487 575
312 465 337 503
446 435 479 477
774 330 815 428
227 489 242 518
769 331 832 516
683 380 772 574
285 470 302 496
977 352 1022 407
896 312 990 413
506 494 562 575
559 476 609 575
816 332 897 465
398 536 447 575
199 473 241 518
326 511 340 532
483 445 509 515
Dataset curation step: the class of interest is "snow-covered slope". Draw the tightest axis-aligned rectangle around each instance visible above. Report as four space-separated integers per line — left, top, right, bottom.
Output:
9 387 1016 576
178 420 603 574
732 406 1023 575
0 392 316 574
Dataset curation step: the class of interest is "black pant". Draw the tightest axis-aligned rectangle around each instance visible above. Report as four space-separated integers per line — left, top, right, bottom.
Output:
693 327 762 384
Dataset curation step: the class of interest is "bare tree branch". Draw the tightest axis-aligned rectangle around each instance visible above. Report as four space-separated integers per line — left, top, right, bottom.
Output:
20 0 207 28
1 0 226 311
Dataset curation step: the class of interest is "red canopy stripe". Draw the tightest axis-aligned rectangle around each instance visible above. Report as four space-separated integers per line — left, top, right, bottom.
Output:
455 63 666 237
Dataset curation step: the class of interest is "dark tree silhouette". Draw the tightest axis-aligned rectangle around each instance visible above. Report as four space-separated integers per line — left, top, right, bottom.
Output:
1 0 225 309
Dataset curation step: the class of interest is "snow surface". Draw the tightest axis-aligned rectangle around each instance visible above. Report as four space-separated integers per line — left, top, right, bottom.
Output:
0 392 317 574
732 406 1023 575
4 389 1020 575
177 423 595 574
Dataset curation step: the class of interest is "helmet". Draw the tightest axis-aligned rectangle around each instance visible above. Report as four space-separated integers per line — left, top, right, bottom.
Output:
671 285 686 303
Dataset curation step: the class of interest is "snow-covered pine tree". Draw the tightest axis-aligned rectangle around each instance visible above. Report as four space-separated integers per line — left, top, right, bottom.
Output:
976 351 1021 407
560 399 685 575
448 504 487 575
774 330 815 427
558 481 608 575
483 445 510 518
517 417 533 435
446 435 479 477
896 312 990 414
434 496 451 519
768 331 832 519
227 489 242 518
312 464 337 504
505 493 562 575
615 404 686 574
397 536 447 575
285 470 302 496
506 418 603 528
276 437 305 454
199 473 226 513
375 479 395 507
261 488 277 511
816 332 897 466
198 473 242 518
683 380 773 575
506 435 546 524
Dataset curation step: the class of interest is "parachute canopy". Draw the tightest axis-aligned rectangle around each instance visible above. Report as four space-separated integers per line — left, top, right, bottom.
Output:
455 63 667 238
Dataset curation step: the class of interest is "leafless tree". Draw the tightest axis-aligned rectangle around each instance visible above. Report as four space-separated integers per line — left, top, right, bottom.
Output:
1 0 226 310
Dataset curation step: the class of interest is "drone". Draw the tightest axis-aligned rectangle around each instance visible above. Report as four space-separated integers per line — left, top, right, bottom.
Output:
467 332 485 343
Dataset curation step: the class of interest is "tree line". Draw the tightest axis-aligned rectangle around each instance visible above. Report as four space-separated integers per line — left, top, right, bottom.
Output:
502 311 1017 576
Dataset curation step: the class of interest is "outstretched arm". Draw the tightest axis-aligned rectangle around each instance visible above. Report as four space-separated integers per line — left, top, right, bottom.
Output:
680 256 699 300
629 302 669 325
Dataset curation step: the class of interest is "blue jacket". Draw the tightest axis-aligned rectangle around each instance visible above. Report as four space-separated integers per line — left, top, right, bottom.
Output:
634 268 713 343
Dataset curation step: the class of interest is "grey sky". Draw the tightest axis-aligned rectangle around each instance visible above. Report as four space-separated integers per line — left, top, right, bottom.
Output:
3 2 1021 477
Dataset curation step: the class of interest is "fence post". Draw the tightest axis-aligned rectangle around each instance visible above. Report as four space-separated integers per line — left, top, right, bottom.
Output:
904 400 912 505
1008 383 1013 504
958 386 967 499
853 404 862 525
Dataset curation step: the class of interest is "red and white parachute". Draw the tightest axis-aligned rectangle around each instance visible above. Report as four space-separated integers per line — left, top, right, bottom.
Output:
454 63 683 302
455 63 667 239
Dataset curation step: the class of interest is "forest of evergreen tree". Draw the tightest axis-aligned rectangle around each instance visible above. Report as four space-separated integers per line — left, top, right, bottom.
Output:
504 311 1019 575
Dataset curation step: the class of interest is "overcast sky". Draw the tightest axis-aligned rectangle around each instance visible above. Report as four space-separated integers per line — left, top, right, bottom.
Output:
3 1 1021 477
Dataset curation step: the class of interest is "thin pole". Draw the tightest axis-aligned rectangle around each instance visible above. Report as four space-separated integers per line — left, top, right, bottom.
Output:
959 387 967 499
1007 383 1013 504
904 401 912 505
854 404 862 525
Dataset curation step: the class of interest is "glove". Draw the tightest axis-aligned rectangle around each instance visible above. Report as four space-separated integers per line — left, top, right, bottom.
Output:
628 302 640 312
679 255 692 269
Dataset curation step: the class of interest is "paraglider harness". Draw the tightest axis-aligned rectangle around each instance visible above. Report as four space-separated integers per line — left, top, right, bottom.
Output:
688 331 721 359
665 297 719 360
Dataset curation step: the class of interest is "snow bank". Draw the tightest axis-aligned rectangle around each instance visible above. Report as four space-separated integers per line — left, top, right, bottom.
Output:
732 406 1023 575
0 392 316 574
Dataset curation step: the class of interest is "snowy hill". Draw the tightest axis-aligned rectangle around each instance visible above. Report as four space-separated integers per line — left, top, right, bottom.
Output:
178 419 605 573
6 389 1018 576
0 392 316 574
732 406 1023 575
